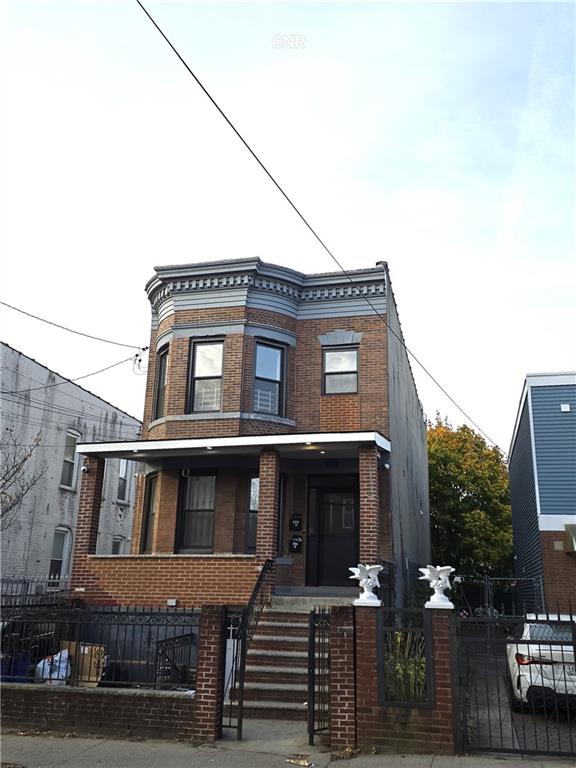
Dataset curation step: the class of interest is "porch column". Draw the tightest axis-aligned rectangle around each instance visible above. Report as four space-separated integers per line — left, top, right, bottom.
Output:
152 470 179 553
71 455 104 589
358 446 381 563
256 449 280 560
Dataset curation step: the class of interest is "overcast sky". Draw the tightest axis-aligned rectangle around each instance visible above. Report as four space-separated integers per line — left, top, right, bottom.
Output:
1 0 574 455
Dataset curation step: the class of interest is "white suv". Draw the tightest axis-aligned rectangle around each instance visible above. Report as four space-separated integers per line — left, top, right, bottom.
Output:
506 615 575 713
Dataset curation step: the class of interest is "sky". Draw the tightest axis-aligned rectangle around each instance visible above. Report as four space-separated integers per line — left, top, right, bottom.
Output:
1 0 574 456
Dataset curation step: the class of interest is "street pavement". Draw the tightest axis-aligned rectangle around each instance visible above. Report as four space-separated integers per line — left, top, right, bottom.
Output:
2 720 575 768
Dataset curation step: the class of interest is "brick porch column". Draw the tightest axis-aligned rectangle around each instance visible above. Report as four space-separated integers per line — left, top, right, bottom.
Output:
329 605 357 748
152 470 179 553
358 446 380 562
71 455 104 589
256 449 279 561
429 609 456 753
194 604 228 743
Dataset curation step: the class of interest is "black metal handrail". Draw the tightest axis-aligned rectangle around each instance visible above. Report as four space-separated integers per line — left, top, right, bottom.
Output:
223 559 274 740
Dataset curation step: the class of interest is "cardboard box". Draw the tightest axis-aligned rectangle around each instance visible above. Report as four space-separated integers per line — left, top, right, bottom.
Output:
60 641 106 687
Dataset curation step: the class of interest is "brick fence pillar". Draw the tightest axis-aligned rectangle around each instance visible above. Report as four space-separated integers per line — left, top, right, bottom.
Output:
330 605 356 748
71 455 104 590
256 449 279 561
194 604 228 743
358 446 380 562
429 609 456 753
354 606 378 748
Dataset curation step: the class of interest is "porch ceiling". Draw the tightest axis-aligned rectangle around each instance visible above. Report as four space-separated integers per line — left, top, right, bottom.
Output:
76 431 391 462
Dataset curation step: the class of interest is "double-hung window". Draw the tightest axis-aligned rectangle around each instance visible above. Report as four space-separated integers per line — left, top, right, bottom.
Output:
177 474 216 553
60 430 80 489
254 343 284 415
323 348 358 394
154 346 169 420
117 459 129 502
140 474 158 554
190 341 224 412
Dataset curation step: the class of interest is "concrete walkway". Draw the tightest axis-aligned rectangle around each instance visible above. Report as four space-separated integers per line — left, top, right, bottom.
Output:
2 721 574 768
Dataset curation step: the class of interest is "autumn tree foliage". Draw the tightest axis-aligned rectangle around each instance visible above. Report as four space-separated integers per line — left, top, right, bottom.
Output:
427 417 513 581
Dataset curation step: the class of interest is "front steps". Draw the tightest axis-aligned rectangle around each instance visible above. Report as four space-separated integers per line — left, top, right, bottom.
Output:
242 608 310 720
241 592 349 721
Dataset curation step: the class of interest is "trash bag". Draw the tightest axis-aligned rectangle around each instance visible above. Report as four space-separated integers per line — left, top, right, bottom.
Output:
34 649 71 685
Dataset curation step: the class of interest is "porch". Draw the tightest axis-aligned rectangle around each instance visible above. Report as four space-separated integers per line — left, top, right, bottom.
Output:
72 432 391 606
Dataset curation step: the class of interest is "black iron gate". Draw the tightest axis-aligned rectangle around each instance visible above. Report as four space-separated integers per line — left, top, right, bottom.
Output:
308 607 330 745
455 610 576 757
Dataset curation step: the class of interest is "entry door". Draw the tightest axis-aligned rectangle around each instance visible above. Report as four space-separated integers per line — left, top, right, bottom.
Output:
307 486 358 586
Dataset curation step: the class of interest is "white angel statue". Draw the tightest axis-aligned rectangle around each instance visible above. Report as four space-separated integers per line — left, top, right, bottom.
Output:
419 565 455 609
349 563 383 607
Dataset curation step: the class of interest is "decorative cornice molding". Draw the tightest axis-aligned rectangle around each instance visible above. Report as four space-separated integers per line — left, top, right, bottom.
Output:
148 267 386 312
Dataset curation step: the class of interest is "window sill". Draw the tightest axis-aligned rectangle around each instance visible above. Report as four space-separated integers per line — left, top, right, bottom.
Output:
59 484 77 493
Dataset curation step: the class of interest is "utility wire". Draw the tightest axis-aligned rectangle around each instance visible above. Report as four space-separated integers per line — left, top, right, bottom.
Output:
0 300 145 351
136 0 503 454
1 356 136 396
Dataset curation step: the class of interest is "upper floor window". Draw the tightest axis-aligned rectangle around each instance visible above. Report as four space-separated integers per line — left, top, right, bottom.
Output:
153 346 169 420
117 459 129 502
323 348 358 394
254 343 284 416
190 341 224 412
60 430 81 489
111 535 125 555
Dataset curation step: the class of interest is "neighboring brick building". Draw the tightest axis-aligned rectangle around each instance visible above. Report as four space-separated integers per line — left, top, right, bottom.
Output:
73 258 430 607
508 372 576 612
0 343 141 586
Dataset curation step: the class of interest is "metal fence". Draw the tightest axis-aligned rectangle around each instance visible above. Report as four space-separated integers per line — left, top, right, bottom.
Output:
0 603 199 691
377 607 433 707
455 608 576 757
1 575 71 606
308 606 330 745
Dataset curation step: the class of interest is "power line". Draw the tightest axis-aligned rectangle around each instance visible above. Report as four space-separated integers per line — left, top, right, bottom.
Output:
135 1 503 454
0 300 145 350
1 356 136 396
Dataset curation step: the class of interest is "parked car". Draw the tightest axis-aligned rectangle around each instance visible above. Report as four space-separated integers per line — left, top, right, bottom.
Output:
506 615 576 713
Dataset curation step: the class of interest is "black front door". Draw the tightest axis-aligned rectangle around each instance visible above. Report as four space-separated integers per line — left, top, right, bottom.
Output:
307 479 358 587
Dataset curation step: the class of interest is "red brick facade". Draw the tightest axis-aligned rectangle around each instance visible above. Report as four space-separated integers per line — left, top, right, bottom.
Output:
540 531 576 612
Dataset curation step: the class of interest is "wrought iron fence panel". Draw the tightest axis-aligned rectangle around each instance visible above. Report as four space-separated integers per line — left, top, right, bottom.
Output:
308 606 330 745
0 603 199 691
455 608 576 757
377 607 433 708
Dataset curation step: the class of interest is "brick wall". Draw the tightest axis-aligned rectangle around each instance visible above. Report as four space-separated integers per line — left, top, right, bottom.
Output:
256 450 279 560
541 531 576 612
358 447 381 562
70 555 260 607
330 607 455 754
1 685 196 741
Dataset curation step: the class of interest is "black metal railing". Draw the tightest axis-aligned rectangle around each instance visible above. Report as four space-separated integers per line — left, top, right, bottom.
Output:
222 559 274 739
0 603 199 691
308 606 331 745
1 575 72 607
455 605 576 757
377 607 433 707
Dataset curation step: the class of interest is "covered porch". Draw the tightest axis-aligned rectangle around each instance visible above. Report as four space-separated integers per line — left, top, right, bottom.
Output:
72 432 391 606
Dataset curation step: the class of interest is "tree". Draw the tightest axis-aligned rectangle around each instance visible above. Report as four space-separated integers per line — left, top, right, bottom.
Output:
0 428 46 531
427 416 513 581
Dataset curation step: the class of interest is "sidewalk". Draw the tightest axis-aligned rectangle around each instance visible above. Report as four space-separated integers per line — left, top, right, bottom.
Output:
2 721 574 768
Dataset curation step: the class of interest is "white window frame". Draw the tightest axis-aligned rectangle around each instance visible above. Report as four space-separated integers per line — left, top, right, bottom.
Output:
111 535 125 555
117 458 129 503
49 526 72 583
60 430 81 490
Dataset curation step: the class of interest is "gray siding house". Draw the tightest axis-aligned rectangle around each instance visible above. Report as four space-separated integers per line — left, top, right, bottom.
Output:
508 373 576 611
1 343 141 586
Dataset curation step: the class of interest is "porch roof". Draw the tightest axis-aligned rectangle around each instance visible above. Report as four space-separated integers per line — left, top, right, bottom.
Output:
76 430 391 461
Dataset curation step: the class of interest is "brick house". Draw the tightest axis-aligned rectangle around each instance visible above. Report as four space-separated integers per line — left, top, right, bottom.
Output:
508 372 576 612
72 258 430 608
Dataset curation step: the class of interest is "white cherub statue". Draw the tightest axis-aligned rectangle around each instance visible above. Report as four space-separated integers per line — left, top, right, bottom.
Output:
419 565 455 609
349 563 383 607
